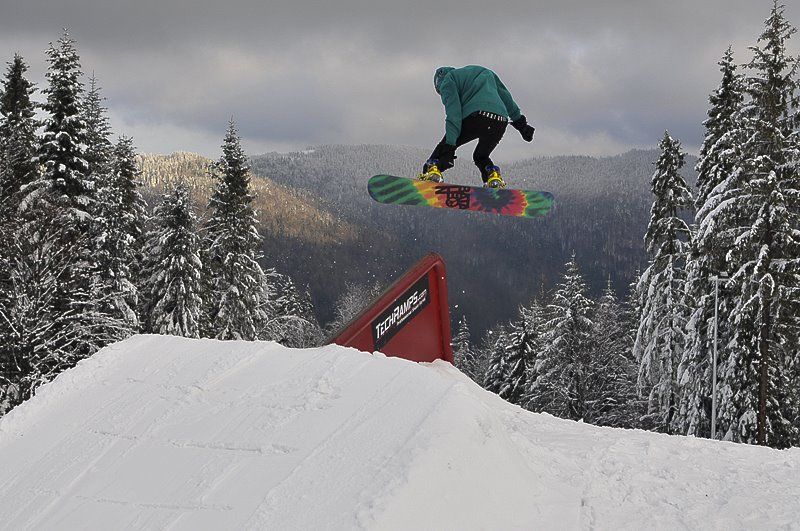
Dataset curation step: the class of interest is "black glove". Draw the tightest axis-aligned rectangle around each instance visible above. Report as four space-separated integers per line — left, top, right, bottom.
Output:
512 116 535 142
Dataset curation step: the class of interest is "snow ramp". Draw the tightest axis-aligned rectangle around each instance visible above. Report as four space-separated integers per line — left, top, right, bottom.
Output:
0 336 798 530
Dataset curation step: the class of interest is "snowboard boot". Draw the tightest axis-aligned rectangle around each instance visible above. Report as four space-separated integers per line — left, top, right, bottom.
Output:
484 165 506 189
418 160 444 183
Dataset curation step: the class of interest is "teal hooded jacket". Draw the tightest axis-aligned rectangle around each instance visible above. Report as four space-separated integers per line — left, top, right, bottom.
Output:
434 65 523 145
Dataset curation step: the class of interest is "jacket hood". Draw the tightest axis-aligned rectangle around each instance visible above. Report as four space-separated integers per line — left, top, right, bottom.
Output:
433 66 455 94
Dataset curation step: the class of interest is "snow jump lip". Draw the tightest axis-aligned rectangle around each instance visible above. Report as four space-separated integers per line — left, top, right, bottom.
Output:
2 335 798 530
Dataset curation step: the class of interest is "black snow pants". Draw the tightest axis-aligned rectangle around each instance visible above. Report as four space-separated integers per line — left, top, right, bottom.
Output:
429 111 508 182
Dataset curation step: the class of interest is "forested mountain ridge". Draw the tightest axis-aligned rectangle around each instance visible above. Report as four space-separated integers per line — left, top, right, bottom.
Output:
137 152 358 246
247 145 698 333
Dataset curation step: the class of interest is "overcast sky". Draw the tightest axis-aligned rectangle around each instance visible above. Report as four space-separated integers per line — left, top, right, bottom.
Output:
1 0 799 161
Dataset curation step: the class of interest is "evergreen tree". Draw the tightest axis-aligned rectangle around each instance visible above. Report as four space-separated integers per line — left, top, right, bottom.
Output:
677 48 745 439
513 301 548 411
626 270 643 341
141 185 204 338
202 119 267 340
82 75 113 183
112 136 147 276
267 271 315 323
0 54 39 404
703 2 800 447
92 136 146 334
452 316 478 380
488 304 542 405
0 218 110 413
469 326 496 388
22 32 92 223
0 54 38 226
634 132 693 433
593 279 643 428
483 325 510 396
16 31 111 367
694 47 746 210
531 255 596 421
261 270 321 348
20 31 92 258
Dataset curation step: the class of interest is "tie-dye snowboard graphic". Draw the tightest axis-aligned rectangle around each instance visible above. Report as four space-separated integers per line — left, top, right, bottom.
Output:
367 175 554 219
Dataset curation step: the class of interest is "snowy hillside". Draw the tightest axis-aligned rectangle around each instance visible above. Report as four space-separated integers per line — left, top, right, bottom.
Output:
0 336 798 530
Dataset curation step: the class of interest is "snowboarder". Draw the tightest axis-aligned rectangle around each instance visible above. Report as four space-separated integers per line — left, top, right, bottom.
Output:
420 65 536 188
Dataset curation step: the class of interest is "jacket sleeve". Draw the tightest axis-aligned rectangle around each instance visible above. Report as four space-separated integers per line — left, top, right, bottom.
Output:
438 76 462 145
494 73 522 122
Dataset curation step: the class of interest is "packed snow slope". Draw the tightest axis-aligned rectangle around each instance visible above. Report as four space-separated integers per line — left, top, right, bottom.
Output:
1 336 798 530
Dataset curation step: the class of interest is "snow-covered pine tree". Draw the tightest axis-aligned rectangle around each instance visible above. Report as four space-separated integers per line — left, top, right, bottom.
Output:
271 272 316 325
489 304 543 406
22 32 92 226
707 1 800 447
112 137 147 277
467 325 496 387
82 75 113 185
593 279 643 428
452 316 478 380
0 217 92 413
625 269 655 430
92 135 146 335
141 185 204 338
260 270 321 348
530 255 595 421
202 119 267 340
633 132 693 433
512 300 547 411
482 325 510 397
626 269 642 336
676 48 746 439
695 47 747 211
16 31 118 368
0 54 39 405
0 54 38 227
82 75 119 331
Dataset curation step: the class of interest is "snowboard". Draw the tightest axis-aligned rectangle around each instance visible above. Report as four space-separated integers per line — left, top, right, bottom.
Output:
367 174 554 218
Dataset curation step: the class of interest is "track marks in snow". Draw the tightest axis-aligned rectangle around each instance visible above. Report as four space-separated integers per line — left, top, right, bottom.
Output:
247 358 449 529
72 495 234 513
168 439 297 455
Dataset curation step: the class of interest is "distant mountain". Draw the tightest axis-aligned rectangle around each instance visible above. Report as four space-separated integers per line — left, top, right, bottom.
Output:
137 152 359 246
137 147 696 335
249 145 698 335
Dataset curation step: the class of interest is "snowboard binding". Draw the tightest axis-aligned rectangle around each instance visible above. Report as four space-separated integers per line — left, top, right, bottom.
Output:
418 160 444 183
484 166 506 189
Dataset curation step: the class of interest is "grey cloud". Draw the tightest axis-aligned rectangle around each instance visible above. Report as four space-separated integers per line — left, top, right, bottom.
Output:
1 0 798 158
0 1 775 45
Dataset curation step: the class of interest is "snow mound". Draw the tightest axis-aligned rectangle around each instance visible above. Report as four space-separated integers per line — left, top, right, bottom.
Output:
1 335 798 530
